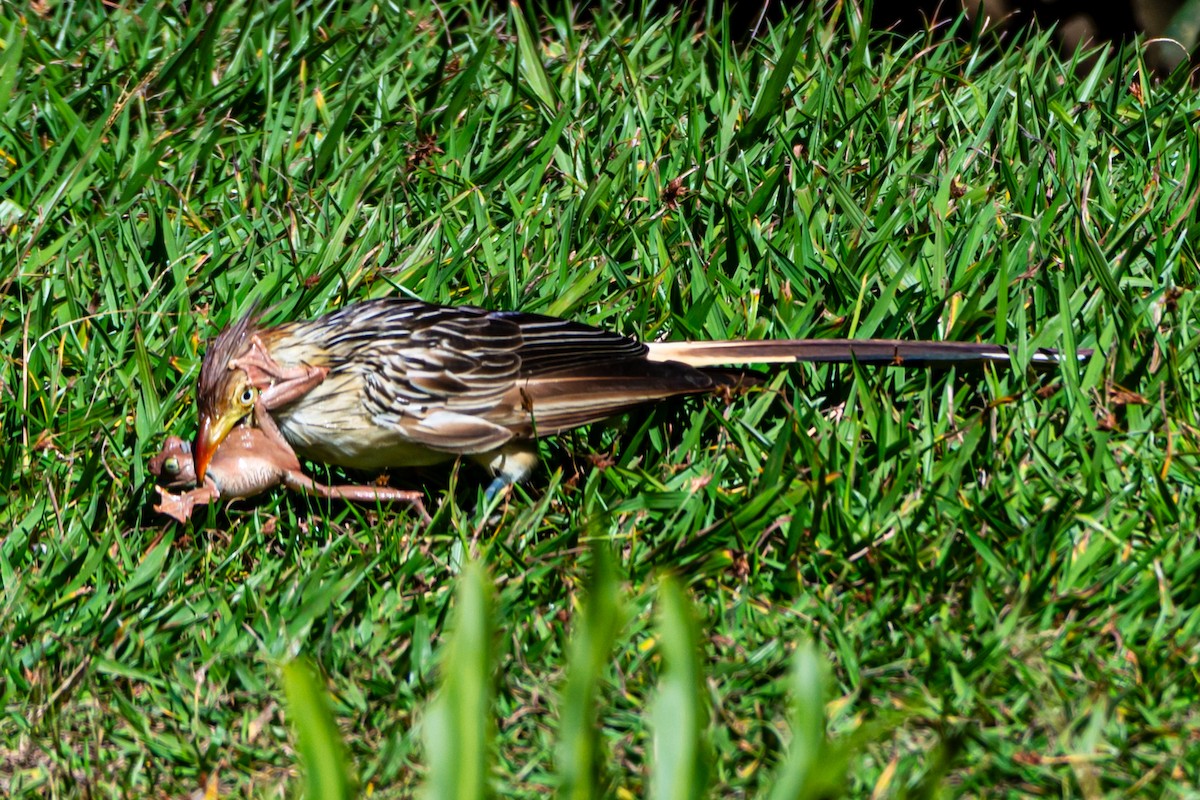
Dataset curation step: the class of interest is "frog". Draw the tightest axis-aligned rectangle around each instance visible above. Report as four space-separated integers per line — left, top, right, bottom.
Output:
148 427 431 523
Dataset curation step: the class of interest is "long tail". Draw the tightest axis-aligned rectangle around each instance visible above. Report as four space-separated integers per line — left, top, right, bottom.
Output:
643 339 1086 369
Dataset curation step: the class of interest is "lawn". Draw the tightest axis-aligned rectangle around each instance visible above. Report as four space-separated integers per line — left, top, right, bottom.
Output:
3 0 1200 796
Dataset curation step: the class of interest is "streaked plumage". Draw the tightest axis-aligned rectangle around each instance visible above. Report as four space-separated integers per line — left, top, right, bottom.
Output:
194 297 1079 486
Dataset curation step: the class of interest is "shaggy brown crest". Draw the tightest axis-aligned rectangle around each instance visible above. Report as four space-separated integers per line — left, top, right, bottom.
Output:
197 306 260 418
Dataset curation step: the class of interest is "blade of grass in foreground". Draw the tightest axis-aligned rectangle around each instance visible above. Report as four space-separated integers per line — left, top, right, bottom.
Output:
649 578 709 800
281 658 355 800
421 559 495 800
555 545 626 800
768 641 833 800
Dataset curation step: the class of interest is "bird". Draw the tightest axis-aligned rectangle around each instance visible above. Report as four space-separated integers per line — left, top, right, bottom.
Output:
193 297 1080 497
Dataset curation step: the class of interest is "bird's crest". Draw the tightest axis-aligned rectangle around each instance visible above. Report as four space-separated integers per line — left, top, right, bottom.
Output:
197 304 261 416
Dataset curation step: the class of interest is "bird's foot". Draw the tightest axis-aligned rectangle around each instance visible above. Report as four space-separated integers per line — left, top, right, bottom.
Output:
483 475 511 503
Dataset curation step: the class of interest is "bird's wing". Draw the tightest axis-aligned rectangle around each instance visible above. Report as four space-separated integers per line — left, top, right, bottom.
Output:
330 303 523 452
498 359 738 437
488 310 649 374
487 311 724 435
319 301 711 450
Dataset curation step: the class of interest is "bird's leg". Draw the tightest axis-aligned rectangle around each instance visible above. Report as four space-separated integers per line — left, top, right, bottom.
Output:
279 471 432 523
482 476 508 503
231 335 329 410
473 442 540 502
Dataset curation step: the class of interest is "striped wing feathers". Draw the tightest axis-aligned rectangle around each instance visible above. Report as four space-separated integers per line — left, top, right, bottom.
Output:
270 299 686 452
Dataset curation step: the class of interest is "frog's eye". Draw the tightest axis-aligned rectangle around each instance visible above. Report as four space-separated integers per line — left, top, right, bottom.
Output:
238 387 256 407
163 456 181 475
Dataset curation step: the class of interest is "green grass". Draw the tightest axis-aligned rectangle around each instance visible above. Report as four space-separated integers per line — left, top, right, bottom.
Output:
4 0 1200 795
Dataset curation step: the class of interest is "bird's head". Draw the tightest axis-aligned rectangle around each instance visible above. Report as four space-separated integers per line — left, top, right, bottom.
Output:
195 308 261 482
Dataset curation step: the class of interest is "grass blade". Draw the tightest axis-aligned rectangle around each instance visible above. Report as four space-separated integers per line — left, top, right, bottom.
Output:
738 25 804 145
509 0 558 114
421 559 495 800
649 578 708 800
0 20 24 115
556 545 625 800
281 658 355 800
768 641 829 800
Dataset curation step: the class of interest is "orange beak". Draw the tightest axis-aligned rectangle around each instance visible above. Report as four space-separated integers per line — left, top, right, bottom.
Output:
194 412 235 483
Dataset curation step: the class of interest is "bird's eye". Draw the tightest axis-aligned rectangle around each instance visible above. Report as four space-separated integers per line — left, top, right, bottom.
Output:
239 387 256 406
163 456 180 475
